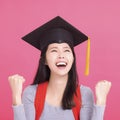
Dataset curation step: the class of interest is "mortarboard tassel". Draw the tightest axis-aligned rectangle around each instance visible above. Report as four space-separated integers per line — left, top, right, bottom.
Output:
85 38 90 76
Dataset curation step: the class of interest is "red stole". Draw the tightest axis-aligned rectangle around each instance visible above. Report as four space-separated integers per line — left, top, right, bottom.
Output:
34 82 81 120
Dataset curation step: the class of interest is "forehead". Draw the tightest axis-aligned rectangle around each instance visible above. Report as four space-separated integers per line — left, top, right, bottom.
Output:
47 43 71 49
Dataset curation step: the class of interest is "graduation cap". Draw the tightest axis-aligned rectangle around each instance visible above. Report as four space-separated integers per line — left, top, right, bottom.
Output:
22 16 90 76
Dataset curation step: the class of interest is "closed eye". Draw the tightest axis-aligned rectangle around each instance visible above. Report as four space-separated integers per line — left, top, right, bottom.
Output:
64 49 71 52
51 49 57 52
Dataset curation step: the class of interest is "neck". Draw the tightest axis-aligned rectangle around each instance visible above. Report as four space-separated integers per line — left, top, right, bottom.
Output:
48 74 68 93
46 74 68 106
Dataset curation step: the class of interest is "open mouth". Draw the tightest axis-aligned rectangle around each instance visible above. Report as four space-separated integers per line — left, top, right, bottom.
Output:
56 62 67 68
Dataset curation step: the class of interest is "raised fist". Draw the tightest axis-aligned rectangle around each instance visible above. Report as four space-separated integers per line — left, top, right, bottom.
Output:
8 74 25 105
95 80 112 105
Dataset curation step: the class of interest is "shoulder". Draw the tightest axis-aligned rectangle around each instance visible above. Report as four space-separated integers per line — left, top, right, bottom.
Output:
23 84 37 93
80 85 93 96
80 85 94 105
22 84 38 103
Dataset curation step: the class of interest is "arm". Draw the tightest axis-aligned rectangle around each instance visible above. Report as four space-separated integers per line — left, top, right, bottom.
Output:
8 74 26 120
21 85 37 120
80 85 96 120
80 80 111 120
92 80 111 120
8 74 37 120
80 85 105 120
12 85 36 120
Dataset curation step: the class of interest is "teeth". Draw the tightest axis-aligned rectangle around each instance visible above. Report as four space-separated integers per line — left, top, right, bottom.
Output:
56 62 67 66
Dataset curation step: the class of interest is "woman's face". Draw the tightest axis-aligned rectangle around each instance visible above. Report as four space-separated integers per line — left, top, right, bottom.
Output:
45 43 74 76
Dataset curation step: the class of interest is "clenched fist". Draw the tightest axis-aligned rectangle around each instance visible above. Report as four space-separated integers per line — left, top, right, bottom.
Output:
95 80 112 105
8 74 25 105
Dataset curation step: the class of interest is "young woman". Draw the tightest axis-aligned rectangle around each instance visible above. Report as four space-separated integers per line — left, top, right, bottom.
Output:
8 16 111 120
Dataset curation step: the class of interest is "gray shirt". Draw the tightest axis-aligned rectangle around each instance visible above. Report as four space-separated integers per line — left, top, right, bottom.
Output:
13 85 105 120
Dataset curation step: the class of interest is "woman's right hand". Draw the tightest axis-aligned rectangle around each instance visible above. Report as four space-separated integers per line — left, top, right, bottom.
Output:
8 74 25 105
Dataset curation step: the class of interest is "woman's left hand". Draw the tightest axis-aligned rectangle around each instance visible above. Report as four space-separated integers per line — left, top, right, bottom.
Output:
95 80 112 105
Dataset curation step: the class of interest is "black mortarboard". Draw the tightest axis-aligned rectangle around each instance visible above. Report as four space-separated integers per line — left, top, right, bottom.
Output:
22 16 90 75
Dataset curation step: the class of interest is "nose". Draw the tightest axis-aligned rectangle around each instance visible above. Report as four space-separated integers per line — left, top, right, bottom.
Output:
58 56 64 59
58 52 64 59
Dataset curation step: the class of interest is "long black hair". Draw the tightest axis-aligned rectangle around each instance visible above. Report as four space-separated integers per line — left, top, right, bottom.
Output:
32 42 79 109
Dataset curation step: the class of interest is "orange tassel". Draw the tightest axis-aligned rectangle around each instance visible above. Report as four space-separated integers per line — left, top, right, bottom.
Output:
85 38 90 76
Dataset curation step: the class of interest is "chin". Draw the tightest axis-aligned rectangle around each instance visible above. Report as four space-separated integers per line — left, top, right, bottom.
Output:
55 71 69 77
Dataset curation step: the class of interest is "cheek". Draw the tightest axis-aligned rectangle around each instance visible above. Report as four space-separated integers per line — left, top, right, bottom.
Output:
67 54 74 66
45 54 56 66
69 53 74 61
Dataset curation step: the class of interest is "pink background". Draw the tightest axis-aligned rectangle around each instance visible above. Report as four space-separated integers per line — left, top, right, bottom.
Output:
0 0 120 119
